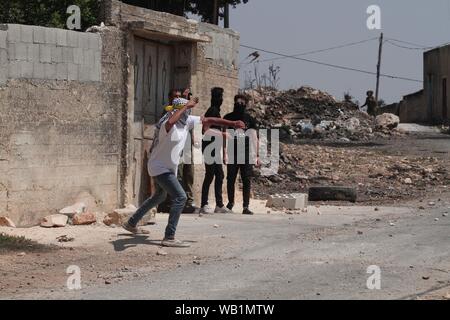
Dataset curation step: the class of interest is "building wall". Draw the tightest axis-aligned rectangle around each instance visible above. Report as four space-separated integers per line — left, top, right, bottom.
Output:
0 24 126 226
398 90 427 123
424 45 450 123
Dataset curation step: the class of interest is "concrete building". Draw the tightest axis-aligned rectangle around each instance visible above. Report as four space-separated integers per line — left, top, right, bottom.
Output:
0 0 239 226
399 44 449 124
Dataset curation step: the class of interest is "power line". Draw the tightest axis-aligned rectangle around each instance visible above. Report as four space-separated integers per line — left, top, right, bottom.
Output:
385 38 431 49
240 44 423 83
385 40 429 50
257 37 379 63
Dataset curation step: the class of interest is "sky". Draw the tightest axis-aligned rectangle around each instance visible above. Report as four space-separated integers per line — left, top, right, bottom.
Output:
226 0 450 104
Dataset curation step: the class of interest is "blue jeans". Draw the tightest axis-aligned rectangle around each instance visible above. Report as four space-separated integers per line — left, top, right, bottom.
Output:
128 172 187 239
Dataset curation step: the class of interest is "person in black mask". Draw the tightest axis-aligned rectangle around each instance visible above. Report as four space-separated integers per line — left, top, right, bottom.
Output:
223 94 259 215
200 87 232 214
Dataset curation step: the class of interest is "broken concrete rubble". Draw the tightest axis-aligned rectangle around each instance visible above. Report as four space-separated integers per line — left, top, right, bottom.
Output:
103 205 156 227
59 202 86 218
72 212 97 225
376 113 400 130
40 214 68 228
0 217 16 228
245 86 402 142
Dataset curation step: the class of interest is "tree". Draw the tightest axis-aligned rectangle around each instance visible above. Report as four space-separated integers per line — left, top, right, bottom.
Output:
0 0 99 30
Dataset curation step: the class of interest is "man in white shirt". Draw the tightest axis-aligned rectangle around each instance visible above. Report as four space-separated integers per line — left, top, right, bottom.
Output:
122 97 245 247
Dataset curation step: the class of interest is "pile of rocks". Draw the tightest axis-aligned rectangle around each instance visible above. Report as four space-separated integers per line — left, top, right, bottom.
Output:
244 86 402 141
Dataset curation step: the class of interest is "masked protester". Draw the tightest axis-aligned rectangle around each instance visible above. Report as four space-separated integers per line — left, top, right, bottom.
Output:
122 97 245 247
200 87 232 214
223 94 259 215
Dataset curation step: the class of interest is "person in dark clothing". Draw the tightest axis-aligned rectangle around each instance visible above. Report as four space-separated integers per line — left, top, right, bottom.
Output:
200 87 232 214
360 90 377 116
224 94 259 215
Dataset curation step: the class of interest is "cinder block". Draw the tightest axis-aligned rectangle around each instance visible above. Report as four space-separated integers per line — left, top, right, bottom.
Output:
67 63 78 81
39 44 52 63
8 60 21 78
44 28 56 45
56 63 68 80
266 193 308 210
78 64 91 81
20 25 33 43
73 47 83 64
33 62 45 79
78 33 91 49
27 43 40 61
51 46 63 63
33 27 46 44
0 31 6 49
62 47 74 63
6 24 21 43
14 43 28 60
0 65 6 84
87 33 101 50
0 49 7 66
56 29 67 46
83 49 95 65
44 63 56 79
66 30 79 47
21 61 33 78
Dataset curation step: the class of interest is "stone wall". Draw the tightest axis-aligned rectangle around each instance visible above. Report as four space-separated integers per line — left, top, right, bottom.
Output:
0 25 125 226
399 90 427 123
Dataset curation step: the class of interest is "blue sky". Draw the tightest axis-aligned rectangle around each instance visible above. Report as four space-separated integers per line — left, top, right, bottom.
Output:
228 0 450 104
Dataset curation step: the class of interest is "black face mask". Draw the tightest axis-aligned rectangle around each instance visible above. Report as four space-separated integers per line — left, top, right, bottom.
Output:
234 102 246 114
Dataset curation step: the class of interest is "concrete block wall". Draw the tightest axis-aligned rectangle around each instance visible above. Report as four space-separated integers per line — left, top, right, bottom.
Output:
0 24 101 83
0 27 125 226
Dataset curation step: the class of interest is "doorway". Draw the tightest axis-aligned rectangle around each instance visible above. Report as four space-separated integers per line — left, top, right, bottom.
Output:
443 78 447 120
132 36 174 206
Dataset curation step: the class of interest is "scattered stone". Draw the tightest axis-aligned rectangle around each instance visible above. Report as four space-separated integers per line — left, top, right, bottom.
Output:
374 207 380 211
404 178 413 185
40 214 68 228
429 202 436 206
193 260 201 265
389 222 396 226
375 113 400 130
213 224 219 228
72 212 97 225
422 276 430 280
105 280 111 285
357 231 363 235
443 213 448 217
0 217 16 228
157 250 167 256
17 252 26 257
59 202 86 218
104 205 154 227
419 206 425 210
56 235 74 243
434 218 439 222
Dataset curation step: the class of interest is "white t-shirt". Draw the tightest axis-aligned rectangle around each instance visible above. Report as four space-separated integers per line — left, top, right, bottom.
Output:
148 115 201 177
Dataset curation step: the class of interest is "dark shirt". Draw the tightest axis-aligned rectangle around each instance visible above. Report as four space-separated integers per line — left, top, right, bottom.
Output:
202 105 222 155
224 111 258 164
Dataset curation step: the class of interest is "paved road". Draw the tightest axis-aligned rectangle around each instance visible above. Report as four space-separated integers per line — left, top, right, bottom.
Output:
26 200 450 300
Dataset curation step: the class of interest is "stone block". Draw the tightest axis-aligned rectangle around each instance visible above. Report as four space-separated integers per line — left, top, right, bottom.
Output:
14 43 28 61
56 63 68 80
33 62 45 79
8 60 21 78
44 28 56 45
21 61 33 78
33 26 46 44
39 44 52 63
266 193 308 210
0 48 7 65
44 63 56 79
6 24 21 43
40 214 68 228
67 63 78 81
78 33 91 49
62 47 74 63
20 25 33 43
51 46 63 63
56 29 67 46
66 30 79 47
27 43 40 61
73 47 83 64
0 31 6 49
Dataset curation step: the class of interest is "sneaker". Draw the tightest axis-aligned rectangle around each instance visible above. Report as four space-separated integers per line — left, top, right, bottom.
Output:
242 208 254 215
161 239 191 248
199 205 214 214
121 221 150 234
214 206 233 214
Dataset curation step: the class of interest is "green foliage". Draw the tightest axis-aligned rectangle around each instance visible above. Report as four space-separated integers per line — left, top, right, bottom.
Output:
0 0 100 30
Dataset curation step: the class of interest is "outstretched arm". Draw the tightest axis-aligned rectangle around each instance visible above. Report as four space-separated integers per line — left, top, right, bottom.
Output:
203 117 245 129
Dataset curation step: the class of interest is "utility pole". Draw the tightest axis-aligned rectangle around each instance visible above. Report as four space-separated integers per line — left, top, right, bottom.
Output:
375 32 384 107
212 0 219 25
224 3 230 28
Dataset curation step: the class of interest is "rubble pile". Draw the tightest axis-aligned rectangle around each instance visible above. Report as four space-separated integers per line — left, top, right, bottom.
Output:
254 142 450 203
244 86 402 141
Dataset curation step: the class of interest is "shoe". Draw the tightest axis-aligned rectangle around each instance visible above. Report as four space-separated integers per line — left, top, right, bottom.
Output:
199 205 214 214
214 206 233 214
121 221 150 234
182 205 198 214
161 238 191 248
242 208 254 215
226 203 234 211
